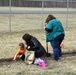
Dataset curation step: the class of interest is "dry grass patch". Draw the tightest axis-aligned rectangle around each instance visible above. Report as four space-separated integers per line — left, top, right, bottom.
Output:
0 28 76 75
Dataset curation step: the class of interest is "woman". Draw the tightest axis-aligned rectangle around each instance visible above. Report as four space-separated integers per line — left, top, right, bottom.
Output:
45 14 65 61
22 33 47 58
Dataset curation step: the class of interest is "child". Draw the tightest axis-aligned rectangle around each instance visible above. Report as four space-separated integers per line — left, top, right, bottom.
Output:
13 43 26 61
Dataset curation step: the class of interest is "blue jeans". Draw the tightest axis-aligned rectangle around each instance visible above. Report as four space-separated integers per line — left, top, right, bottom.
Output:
50 34 64 60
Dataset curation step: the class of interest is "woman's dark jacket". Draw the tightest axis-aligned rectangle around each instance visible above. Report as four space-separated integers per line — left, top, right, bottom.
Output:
26 37 46 58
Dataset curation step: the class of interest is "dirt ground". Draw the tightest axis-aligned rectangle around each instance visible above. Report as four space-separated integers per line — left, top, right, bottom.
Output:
0 50 76 66
0 28 76 75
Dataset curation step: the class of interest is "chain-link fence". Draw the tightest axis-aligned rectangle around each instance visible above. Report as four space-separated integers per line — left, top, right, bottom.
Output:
0 0 76 32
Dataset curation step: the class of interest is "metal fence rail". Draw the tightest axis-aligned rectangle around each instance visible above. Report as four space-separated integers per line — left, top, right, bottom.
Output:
0 10 76 14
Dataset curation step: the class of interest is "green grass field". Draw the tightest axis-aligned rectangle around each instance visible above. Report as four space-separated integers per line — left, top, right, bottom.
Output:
0 7 76 75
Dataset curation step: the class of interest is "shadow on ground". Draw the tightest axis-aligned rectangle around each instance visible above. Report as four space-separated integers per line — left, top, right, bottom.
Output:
0 51 76 65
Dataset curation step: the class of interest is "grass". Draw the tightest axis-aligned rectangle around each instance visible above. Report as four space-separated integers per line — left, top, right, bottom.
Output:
0 7 76 75
0 14 76 32
0 7 76 11
0 28 76 75
0 7 76 32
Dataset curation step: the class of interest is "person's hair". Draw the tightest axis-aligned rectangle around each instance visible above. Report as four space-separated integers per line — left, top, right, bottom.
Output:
45 14 56 23
19 43 24 48
22 33 34 46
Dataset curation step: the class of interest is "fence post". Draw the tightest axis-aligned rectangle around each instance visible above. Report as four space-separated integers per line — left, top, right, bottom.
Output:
66 0 69 28
42 0 44 29
9 0 11 32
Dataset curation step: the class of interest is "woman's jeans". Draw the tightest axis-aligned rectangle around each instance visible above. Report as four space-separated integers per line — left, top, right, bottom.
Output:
50 34 64 60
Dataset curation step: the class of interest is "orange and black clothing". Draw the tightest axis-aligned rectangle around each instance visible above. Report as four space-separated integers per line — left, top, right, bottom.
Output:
15 47 26 61
16 47 26 56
